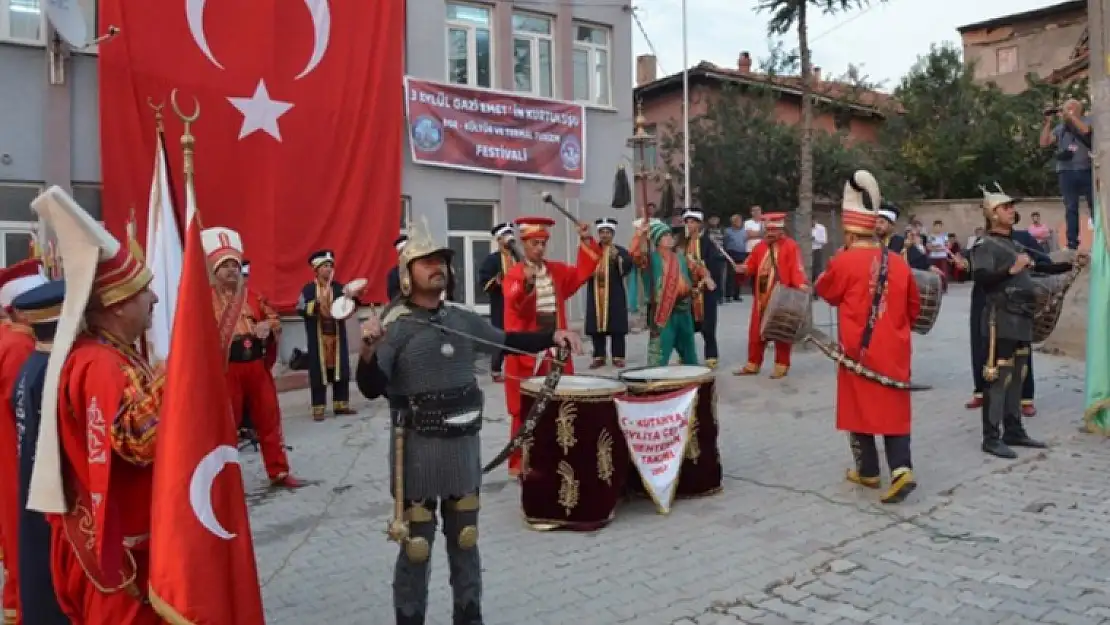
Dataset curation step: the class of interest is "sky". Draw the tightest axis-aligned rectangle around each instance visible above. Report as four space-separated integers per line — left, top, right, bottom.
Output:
631 0 1069 91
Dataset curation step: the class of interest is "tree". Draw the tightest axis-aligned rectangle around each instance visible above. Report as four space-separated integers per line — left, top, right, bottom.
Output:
876 43 1090 199
757 0 885 275
655 79 901 222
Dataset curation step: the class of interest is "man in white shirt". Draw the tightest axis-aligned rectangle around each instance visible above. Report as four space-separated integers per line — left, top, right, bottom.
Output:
966 227 984 250
743 205 764 254
811 220 828 281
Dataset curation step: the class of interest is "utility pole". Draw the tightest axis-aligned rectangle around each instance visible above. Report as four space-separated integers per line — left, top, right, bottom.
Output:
1090 0 1109 247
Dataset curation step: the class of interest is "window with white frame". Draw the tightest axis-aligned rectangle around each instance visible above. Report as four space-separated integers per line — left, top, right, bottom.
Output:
400 196 411 232
1 0 43 43
512 12 554 98
0 0 100 50
445 2 493 89
572 23 612 107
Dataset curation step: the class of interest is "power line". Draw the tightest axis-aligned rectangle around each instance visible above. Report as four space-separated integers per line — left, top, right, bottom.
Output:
810 0 899 44
631 6 666 75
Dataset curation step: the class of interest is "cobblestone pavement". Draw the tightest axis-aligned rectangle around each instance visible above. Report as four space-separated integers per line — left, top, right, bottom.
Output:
249 283 1109 625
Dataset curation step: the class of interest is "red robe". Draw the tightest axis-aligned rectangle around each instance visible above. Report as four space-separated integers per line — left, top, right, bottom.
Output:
48 333 163 624
742 237 807 368
502 239 601 476
213 287 291 481
815 244 920 435
0 326 34 623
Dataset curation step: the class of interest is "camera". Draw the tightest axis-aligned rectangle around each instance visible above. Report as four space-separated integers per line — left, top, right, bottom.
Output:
1044 107 1060 117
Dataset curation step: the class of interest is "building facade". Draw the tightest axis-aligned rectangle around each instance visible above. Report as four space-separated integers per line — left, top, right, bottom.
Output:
958 0 1087 94
403 0 634 318
0 0 635 325
631 52 890 212
0 0 101 266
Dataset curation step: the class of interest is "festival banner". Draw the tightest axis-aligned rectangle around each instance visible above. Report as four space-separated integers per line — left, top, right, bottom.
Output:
614 387 698 513
404 77 587 184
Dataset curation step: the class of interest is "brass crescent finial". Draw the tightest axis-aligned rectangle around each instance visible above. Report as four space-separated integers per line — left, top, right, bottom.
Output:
170 89 200 123
147 97 165 132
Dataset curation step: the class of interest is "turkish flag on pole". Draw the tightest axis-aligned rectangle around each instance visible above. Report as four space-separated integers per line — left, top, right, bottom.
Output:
148 218 265 624
98 0 405 309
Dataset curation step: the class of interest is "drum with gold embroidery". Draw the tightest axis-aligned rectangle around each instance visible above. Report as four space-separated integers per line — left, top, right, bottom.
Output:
519 375 630 532
759 285 812 344
911 269 943 335
618 365 722 497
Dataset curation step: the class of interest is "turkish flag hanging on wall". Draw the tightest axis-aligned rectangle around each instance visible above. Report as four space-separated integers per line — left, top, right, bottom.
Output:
98 0 404 308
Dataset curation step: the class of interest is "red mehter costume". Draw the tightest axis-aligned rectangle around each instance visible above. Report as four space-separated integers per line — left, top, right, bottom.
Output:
814 170 920 504
736 213 807 378
502 216 601 477
25 186 163 624
202 227 298 487
0 259 48 624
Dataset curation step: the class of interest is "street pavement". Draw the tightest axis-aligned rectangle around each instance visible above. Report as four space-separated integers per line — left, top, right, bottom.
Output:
249 283 1110 625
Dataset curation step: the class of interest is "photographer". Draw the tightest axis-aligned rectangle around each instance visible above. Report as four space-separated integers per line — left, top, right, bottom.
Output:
1040 99 1093 250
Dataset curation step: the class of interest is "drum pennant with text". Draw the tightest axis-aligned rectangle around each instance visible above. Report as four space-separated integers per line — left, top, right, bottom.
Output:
614 387 698 514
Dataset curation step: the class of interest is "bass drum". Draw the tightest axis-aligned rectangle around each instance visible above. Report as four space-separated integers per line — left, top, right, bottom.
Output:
911 269 943 335
618 365 722 498
760 285 812 343
1031 273 1071 343
519 375 630 532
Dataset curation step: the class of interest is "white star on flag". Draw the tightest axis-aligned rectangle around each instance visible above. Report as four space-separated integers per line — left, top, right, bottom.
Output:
228 80 293 141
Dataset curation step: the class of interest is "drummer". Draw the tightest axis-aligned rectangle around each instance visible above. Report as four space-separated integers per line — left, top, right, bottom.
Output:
815 170 920 504
297 249 368 421
733 213 808 379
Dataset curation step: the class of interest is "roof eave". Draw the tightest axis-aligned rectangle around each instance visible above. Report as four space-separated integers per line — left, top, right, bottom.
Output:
634 68 888 119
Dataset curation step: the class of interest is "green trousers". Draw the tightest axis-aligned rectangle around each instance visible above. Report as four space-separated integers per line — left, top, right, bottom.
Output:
647 310 699 367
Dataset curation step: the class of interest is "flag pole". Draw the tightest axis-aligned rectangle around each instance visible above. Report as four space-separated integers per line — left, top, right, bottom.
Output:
681 0 691 208
171 89 202 229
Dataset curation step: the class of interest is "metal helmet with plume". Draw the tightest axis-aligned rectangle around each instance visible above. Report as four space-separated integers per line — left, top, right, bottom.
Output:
397 217 455 297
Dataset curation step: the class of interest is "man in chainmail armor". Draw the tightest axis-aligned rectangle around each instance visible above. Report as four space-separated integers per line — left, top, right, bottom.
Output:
970 186 1084 458
355 220 582 625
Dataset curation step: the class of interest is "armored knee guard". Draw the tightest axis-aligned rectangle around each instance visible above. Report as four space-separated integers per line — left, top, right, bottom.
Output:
393 500 437 621
442 494 483 624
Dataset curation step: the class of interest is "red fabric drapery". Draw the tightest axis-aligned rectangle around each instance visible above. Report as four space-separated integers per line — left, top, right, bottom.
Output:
98 0 405 310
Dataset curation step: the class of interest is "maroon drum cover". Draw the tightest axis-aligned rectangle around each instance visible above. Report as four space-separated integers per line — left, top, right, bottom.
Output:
519 375 630 531
619 365 723 498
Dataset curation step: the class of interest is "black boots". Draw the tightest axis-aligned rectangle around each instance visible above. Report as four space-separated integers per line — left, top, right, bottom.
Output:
983 414 1045 459
1002 414 1046 450
453 602 483 625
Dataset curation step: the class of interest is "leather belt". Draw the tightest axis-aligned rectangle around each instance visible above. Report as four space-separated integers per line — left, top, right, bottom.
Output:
228 335 265 362
391 384 483 437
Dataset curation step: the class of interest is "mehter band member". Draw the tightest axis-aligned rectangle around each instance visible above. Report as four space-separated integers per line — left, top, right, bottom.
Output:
816 171 920 504
388 235 409 301
26 186 163 623
298 249 366 420
734 212 808 378
681 209 727 368
355 220 581 625
630 219 710 366
11 279 69 625
967 228 1046 416
0 258 48 623
586 217 633 368
476 223 519 382
969 186 1084 458
203 227 303 487
502 216 600 478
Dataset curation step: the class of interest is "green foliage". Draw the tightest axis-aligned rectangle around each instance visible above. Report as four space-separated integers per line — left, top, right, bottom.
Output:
876 42 1089 199
756 0 871 35
656 78 905 217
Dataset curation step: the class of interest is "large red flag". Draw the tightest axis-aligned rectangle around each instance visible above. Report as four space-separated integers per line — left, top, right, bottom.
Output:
98 0 404 309
149 218 265 624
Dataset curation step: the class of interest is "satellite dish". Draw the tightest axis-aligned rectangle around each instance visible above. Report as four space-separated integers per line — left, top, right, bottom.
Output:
43 0 89 49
